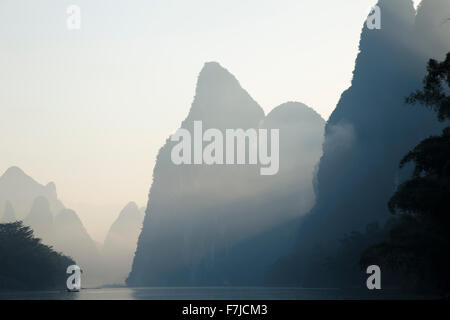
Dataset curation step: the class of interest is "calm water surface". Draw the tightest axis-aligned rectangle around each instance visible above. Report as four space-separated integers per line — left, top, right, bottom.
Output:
0 287 427 300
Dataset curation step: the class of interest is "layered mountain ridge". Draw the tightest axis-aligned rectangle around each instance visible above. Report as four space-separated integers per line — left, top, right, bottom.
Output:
128 62 325 286
0 167 104 286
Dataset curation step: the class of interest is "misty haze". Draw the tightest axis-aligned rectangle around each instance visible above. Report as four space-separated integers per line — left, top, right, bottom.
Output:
1 0 449 301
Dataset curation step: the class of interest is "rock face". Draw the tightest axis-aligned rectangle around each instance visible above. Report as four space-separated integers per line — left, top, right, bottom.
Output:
102 202 144 284
415 0 450 60
275 0 450 287
0 167 103 286
128 63 325 286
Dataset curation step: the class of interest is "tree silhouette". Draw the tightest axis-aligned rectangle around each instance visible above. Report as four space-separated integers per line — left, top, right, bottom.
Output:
0 221 75 291
361 53 450 294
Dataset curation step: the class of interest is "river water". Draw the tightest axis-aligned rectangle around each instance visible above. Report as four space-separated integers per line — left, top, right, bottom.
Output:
0 287 427 300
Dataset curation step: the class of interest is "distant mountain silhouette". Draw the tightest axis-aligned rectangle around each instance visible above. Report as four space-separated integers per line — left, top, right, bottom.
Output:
260 102 325 221
0 167 64 220
271 0 450 287
1 201 17 223
128 63 325 286
0 167 104 286
102 202 144 284
23 196 54 244
53 209 104 286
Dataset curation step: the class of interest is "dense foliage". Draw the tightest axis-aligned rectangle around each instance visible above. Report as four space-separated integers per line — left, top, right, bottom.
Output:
361 53 450 294
0 221 75 291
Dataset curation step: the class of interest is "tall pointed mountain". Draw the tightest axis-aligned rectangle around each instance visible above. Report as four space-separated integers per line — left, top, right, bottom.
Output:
274 0 449 287
128 63 325 286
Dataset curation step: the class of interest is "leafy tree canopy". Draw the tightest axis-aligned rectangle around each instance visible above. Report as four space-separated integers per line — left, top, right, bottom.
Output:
361 53 450 294
0 221 75 291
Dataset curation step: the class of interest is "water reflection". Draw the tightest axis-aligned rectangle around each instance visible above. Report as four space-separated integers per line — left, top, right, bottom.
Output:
0 287 424 300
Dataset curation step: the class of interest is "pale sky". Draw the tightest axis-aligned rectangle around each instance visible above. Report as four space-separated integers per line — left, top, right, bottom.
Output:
0 0 422 242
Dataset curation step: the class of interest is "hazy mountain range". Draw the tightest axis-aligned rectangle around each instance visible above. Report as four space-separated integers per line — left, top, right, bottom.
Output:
0 167 64 221
2 0 449 290
0 167 143 286
129 0 450 288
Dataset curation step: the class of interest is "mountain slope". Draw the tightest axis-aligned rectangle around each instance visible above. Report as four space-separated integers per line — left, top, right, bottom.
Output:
128 63 325 286
102 202 143 284
1 201 17 223
52 209 104 286
0 167 64 220
23 196 55 244
0 167 104 286
276 0 449 287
